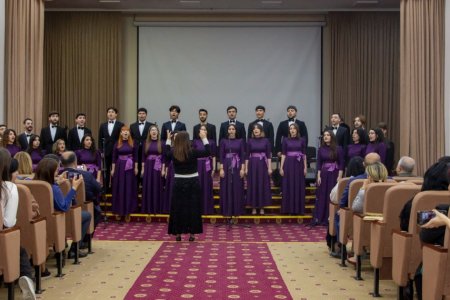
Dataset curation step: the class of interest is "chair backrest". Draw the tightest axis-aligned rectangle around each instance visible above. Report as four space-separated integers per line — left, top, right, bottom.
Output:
408 191 450 234
348 179 365 208
383 184 422 227
16 184 34 224
393 176 423 182
336 177 350 202
16 179 54 219
363 182 397 214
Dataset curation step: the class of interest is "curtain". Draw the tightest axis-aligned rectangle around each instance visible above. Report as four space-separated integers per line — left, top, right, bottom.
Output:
399 0 445 175
44 12 123 137
328 12 400 162
5 0 44 132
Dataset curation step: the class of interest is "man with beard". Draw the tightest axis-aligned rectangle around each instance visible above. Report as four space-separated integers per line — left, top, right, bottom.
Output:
18 118 35 150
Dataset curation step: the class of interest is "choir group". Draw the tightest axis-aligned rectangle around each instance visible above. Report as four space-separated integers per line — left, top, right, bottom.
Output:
0 105 395 222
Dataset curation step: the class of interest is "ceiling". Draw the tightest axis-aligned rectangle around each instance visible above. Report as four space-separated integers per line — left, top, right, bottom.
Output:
44 0 400 12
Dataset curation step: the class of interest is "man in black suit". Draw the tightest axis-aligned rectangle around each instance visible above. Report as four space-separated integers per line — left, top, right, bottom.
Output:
67 113 92 151
192 108 216 145
219 105 246 142
98 107 124 191
247 105 274 151
275 105 308 156
325 113 349 148
130 107 154 180
40 111 67 154
160 105 187 141
18 118 34 150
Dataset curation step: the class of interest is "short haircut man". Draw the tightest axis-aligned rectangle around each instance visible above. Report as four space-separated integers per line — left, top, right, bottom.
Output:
106 107 118 114
396 156 415 176
169 105 181 113
138 107 147 114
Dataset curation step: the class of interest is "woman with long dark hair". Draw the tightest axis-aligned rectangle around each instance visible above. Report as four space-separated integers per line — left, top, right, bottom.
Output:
192 124 216 215
346 128 367 166
314 131 344 225
219 124 245 217
141 125 165 214
166 129 210 242
280 123 307 215
75 134 102 183
26 134 45 171
111 126 138 217
2 129 21 157
365 128 387 164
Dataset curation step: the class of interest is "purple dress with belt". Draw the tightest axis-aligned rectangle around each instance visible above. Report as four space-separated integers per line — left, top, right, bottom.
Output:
346 143 366 165
75 149 101 178
111 141 138 216
219 138 245 216
192 139 217 215
6 144 21 157
29 149 45 171
315 145 344 224
246 138 272 208
281 137 306 214
141 140 164 214
365 142 387 164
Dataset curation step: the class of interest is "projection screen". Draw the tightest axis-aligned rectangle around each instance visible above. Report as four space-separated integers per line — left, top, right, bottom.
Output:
138 24 322 146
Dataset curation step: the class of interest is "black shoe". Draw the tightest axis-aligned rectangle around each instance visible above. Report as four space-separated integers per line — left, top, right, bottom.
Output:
189 235 195 242
330 251 341 258
41 268 51 277
176 235 181 242
67 250 88 259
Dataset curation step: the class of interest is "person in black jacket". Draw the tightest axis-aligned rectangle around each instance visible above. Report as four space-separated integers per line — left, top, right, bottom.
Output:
98 107 124 192
192 108 217 145
160 105 187 141
67 113 92 151
275 105 308 156
325 113 349 149
219 106 246 142
17 118 34 151
130 108 154 181
247 105 274 153
40 111 67 155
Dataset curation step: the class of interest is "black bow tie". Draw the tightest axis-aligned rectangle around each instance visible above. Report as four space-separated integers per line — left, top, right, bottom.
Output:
229 119 236 124
78 127 84 130
109 121 114 124
26 134 31 137
171 120 177 123
51 125 57 128
139 122 145 125
333 127 338 130
288 118 294 122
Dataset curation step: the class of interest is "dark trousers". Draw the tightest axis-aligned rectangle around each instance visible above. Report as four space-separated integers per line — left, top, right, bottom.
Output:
20 247 33 279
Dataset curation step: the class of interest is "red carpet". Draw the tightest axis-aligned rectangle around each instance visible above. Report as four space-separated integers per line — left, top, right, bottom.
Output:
94 222 327 243
125 242 293 300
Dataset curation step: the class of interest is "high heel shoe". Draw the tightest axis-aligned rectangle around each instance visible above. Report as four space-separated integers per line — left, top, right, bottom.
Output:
189 235 195 242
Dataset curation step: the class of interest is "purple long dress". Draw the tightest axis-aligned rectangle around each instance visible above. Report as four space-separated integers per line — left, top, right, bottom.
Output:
6 144 21 157
365 142 387 164
75 149 102 178
219 138 245 216
111 141 138 216
141 140 164 214
162 140 173 214
315 145 344 224
192 139 216 215
281 137 306 214
346 143 366 165
29 149 45 171
246 138 272 209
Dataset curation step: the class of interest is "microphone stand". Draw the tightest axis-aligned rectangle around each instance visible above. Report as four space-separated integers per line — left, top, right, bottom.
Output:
308 134 322 228
100 137 109 227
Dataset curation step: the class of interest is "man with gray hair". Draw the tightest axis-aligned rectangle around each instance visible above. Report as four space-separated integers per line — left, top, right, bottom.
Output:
396 156 416 177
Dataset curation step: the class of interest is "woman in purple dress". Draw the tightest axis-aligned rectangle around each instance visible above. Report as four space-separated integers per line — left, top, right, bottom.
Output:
2 129 21 157
52 139 66 157
315 130 344 225
75 134 102 183
141 125 165 214
219 124 245 217
365 128 387 164
280 124 306 215
26 135 45 171
245 124 272 215
346 128 367 166
111 126 138 217
192 124 216 215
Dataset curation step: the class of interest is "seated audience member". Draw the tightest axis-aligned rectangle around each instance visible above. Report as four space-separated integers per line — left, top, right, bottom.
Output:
0 149 36 299
395 156 416 177
34 158 91 258
60 151 102 228
352 162 388 213
421 199 450 247
14 151 34 178
330 156 365 204
400 161 449 231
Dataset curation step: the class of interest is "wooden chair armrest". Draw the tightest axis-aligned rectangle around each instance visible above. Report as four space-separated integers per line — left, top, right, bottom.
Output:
71 204 82 209
30 216 46 224
0 226 20 234
353 212 364 218
52 211 64 216
392 229 412 237
422 243 448 253
374 220 386 225
83 200 93 204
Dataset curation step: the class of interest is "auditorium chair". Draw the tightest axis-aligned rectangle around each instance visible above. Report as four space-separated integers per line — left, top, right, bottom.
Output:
329 177 350 253
352 181 396 281
369 183 421 297
0 200 21 300
392 190 450 298
16 184 47 294
16 180 66 277
393 176 423 183
339 178 365 266
422 210 450 300
59 180 83 264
